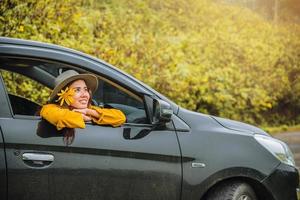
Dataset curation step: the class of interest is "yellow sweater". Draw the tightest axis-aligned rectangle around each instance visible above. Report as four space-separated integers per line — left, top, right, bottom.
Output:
40 104 126 130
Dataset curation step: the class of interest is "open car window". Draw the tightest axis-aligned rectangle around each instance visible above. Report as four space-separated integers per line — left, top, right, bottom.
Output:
0 57 149 124
93 77 148 124
0 69 51 116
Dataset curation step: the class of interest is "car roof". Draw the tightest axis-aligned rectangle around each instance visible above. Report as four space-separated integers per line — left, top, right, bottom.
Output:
0 37 146 90
0 37 115 69
0 37 86 57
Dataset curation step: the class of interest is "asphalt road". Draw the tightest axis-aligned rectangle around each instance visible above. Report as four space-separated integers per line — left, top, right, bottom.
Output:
274 132 300 167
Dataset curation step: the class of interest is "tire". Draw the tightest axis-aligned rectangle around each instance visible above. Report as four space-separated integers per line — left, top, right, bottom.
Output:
205 181 257 200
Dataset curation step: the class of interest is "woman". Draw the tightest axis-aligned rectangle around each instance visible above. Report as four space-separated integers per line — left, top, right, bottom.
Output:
40 70 126 131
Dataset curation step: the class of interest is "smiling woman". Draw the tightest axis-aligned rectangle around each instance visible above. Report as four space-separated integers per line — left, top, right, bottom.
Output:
69 80 91 109
40 70 126 131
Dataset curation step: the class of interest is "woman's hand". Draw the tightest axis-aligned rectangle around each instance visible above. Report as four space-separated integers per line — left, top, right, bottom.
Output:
81 114 92 122
73 108 89 115
73 108 99 121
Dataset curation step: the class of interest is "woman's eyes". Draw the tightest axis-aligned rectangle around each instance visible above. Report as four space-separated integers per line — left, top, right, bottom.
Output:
74 88 89 93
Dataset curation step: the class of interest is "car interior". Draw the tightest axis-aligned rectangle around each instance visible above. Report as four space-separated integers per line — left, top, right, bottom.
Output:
8 93 40 116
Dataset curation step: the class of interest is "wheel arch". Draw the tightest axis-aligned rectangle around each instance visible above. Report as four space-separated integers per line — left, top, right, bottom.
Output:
200 176 275 200
181 167 276 200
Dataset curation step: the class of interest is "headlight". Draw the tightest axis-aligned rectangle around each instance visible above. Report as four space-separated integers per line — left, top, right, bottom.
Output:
254 134 295 167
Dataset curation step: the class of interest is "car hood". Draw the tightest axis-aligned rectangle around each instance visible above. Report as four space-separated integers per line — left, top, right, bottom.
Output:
211 116 269 136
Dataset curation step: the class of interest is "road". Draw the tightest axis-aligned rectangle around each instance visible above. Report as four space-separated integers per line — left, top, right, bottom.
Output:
274 132 300 167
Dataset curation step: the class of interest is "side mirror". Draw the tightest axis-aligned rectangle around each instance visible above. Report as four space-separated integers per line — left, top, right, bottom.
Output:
153 99 173 124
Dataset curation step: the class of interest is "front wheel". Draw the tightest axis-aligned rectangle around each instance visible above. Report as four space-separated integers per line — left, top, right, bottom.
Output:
205 181 257 200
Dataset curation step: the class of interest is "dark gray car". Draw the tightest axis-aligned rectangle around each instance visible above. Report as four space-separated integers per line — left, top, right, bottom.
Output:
0 37 299 200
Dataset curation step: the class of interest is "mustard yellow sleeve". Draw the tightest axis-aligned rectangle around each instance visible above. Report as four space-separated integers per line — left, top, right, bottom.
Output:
90 106 126 127
40 104 85 130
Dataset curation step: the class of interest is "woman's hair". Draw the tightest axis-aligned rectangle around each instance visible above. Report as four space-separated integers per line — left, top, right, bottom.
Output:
63 128 75 146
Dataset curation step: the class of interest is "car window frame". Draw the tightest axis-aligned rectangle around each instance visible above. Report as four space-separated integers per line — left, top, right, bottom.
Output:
0 56 152 125
0 42 179 114
0 73 12 118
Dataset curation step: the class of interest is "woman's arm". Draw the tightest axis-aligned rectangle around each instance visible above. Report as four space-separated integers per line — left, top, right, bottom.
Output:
74 106 126 127
40 104 85 130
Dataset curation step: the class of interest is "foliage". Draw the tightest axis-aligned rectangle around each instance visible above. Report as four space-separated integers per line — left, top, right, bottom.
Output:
1 0 300 127
0 69 51 105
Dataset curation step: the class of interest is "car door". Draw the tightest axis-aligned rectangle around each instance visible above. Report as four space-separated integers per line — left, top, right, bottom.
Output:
0 75 8 200
0 57 182 200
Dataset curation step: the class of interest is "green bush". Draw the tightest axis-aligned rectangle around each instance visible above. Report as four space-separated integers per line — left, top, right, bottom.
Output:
0 69 51 104
1 0 300 127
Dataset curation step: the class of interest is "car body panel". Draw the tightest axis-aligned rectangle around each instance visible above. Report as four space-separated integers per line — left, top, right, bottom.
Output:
0 126 7 200
212 116 269 135
262 163 299 200
176 108 281 199
0 117 182 200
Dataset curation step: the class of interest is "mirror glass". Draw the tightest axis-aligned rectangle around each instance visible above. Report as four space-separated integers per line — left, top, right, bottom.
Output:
153 99 173 124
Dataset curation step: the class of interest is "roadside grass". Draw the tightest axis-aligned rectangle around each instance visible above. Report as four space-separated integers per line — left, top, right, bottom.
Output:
263 124 300 135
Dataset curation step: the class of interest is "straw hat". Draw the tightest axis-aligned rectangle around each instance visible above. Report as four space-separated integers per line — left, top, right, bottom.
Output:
49 70 98 102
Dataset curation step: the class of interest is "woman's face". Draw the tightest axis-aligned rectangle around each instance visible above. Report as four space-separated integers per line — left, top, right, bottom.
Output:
69 79 90 109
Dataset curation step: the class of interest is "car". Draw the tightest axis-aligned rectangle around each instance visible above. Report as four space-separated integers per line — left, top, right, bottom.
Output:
0 37 298 200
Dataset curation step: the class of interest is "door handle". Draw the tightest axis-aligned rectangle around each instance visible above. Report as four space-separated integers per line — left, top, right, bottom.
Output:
22 153 54 161
22 153 54 167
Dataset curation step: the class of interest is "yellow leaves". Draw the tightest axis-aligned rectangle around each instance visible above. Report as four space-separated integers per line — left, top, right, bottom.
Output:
18 25 24 32
2 0 300 126
0 69 51 105
266 103 273 109
73 12 82 20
